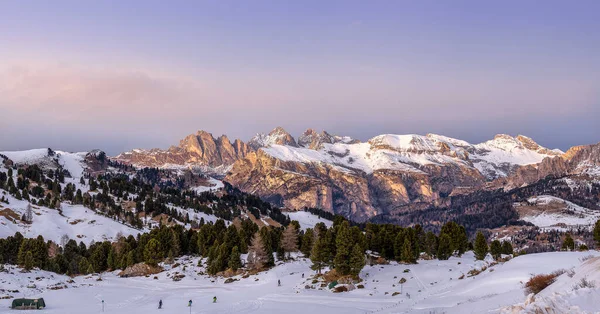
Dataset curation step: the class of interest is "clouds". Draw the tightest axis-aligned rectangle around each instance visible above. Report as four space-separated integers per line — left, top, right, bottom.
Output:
0 60 598 155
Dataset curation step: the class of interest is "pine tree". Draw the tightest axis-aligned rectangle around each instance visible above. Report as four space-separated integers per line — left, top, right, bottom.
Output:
107 248 115 270
259 227 275 267
562 234 575 251
594 220 600 247
349 244 365 276
24 251 34 271
490 240 502 260
79 257 90 274
424 232 438 258
437 234 452 260
501 241 513 255
228 246 241 271
393 230 405 261
144 239 162 267
401 237 416 263
300 228 314 256
334 222 353 275
281 225 299 260
474 232 488 260
310 234 330 274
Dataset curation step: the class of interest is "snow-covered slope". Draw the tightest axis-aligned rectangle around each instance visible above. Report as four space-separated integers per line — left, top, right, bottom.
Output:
515 195 600 230
506 255 600 313
0 149 145 243
0 192 143 245
1 251 598 313
287 211 333 231
260 133 561 178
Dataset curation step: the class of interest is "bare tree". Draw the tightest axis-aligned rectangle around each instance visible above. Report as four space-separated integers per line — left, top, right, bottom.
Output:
281 225 299 259
60 234 70 248
247 233 267 271
23 203 33 223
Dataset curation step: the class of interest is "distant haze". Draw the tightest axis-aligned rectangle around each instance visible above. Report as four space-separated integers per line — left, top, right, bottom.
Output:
0 1 599 155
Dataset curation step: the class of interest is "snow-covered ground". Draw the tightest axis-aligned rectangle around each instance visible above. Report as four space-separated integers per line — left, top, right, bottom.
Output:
0 192 143 245
515 195 600 230
287 211 333 231
2 251 599 313
191 178 224 194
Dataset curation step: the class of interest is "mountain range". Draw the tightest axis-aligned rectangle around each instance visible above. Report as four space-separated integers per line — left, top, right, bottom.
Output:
114 127 599 221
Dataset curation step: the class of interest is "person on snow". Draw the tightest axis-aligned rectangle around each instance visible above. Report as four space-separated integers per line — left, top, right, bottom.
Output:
213 296 217 303
302 273 304 278
188 300 192 307
278 279 281 286
158 300 162 309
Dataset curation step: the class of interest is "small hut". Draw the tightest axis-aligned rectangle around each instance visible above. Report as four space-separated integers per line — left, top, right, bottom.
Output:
11 298 46 310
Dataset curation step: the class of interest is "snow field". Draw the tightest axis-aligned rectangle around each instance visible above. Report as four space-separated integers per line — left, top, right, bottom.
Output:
2 251 600 313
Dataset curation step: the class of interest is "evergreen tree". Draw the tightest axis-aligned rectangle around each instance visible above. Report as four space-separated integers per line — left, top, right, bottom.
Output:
24 251 34 271
474 232 488 260
424 232 438 258
228 246 241 271
259 227 274 267
490 240 502 260
437 234 452 260
348 244 365 276
144 239 162 267
310 234 330 274
333 222 353 275
401 237 416 263
393 230 405 261
501 241 513 255
107 248 115 270
562 234 575 251
594 220 600 247
300 228 314 256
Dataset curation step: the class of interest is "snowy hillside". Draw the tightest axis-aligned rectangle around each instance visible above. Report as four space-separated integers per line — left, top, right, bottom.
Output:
1 251 599 313
506 255 600 313
515 195 600 230
0 149 146 243
287 211 333 231
1 148 88 191
0 188 143 245
260 133 562 178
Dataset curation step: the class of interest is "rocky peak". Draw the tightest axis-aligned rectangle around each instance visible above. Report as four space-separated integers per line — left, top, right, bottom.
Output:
248 127 298 150
115 130 252 172
298 129 334 149
516 135 563 156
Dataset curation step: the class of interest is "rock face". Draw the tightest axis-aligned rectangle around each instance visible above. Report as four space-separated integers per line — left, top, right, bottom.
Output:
492 142 600 190
114 130 251 173
248 127 298 150
225 130 564 221
114 126 587 222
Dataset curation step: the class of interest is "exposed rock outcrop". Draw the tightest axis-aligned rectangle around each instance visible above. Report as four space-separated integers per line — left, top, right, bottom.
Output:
114 131 251 173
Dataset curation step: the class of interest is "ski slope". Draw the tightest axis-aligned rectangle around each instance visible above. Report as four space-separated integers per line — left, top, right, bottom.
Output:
2 251 599 313
287 211 333 231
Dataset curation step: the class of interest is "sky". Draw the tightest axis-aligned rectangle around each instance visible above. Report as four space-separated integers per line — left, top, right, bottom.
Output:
0 0 599 155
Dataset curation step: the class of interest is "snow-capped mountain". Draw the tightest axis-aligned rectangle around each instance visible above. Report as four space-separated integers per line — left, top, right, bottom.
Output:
113 127 573 221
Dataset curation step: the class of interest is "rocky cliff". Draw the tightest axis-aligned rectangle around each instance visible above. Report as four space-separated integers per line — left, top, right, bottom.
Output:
114 130 251 173
491 142 600 190
225 129 564 221
114 127 579 222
